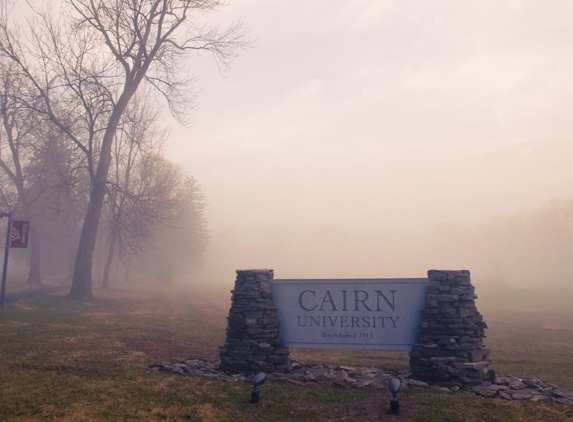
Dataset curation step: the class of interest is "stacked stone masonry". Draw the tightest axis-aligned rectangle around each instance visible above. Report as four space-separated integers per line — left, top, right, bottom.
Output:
219 269 291 374
409 269 494 389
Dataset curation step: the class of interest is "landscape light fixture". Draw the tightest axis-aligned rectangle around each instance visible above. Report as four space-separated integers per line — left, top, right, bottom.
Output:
251 372 267 404
389 377 401 414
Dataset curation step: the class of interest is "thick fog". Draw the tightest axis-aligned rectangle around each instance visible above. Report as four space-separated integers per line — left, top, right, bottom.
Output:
163 1 573 288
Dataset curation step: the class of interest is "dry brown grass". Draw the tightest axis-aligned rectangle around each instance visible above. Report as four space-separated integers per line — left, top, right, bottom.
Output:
0 280 571 421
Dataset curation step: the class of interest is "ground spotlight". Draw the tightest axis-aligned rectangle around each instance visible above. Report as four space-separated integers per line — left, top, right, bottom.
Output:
389 377 401 414
251 372 267 404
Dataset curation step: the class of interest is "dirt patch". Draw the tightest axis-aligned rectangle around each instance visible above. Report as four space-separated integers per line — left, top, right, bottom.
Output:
19 363 109 376
541 324 571 331
0 321 30 327
125 329 193 359
85 311 117 325
294 389 418 421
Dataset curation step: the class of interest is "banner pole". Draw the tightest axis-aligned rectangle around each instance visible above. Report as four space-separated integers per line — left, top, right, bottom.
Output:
0 212 12 308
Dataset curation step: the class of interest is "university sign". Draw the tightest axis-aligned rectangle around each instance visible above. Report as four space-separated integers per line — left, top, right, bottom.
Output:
220 269 492 387
271 278 428 350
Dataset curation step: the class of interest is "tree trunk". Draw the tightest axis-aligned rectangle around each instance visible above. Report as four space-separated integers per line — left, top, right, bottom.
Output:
26 224 42 285
124 261 132 283
67 181 107 301
101 234 116 289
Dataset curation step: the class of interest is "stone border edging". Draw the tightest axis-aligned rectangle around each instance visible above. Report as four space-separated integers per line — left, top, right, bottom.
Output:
148 357 573 404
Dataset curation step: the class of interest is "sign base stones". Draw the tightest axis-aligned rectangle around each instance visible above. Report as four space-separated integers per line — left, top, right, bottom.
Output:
219 269 291 374
409 270 494 390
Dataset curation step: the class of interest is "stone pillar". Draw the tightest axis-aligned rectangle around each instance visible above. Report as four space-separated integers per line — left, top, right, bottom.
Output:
409 270 494 390
219 269 291 374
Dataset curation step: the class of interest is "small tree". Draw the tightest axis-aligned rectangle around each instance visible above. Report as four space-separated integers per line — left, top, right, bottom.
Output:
0 60 66 284
134 175 209 283
101 97 183 288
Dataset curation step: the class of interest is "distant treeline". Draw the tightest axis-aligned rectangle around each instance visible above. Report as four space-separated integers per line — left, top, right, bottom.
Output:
206 198 573 289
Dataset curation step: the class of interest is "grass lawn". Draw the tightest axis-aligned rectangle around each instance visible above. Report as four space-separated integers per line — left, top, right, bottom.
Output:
0 279 572 421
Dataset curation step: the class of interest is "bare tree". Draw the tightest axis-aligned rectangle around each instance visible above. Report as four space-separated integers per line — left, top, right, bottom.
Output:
101 96 183 288
0 60 53 284
0 68 87 285
28 134 90 281
0 0 248 300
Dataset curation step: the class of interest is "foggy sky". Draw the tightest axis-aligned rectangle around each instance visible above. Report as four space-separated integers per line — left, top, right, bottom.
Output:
165 1 573 281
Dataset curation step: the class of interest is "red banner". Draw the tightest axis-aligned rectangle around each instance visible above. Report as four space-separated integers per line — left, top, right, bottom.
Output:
10 221 29 248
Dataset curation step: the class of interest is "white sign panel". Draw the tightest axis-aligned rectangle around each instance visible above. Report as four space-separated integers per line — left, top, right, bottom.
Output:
271 279 428 350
